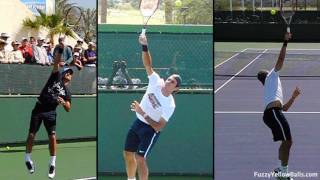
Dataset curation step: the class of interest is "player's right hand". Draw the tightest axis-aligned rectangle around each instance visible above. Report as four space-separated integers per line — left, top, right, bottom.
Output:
292 86 301 99
139 34 148 46
284 32 292 41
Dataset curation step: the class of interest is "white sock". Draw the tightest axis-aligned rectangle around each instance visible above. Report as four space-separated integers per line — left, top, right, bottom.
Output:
50 156 56 166
128 178 136 180
25 153 32 162
281 165 288 173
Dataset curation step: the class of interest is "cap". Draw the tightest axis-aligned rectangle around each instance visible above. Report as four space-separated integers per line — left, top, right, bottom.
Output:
37 36 45 41
1 33 10 38
88 42 95 46
13 40 20 45
0 39 7 44
42 43 49 47
173 74 182 87
62 67 74 75
73 52 80 56
22 37 28 41
77 39 83 43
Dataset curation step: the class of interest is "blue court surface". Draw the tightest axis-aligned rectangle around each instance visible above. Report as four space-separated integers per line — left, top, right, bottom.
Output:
215 48 320 180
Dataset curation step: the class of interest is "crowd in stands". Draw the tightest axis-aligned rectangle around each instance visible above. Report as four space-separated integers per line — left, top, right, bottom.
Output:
0 33 96 69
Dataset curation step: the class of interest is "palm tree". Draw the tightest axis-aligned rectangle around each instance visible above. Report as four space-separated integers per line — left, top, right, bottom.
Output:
79 8 97 43
23 9 75 44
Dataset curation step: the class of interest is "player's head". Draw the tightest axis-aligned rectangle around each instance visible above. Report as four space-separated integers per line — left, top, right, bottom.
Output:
62 67 73 84
257 70 269 85
165 74 182 93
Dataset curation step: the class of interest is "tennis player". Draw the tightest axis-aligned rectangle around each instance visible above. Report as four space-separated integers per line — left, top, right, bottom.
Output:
257 32 300 180
123 33 182 180
25 44 72 179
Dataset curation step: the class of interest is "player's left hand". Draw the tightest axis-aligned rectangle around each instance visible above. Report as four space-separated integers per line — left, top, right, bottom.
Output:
57 96 66 105
139 35 148 46
284 32 292 41
130 100 143 114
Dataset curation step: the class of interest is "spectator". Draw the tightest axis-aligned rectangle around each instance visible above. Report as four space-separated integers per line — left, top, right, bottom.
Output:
84 42 96 67
0 39 8 63
29 36 36 45
19 37 33 64
53 37 73 66
32 37 50 65
43 43 54 65
1 33 12 51
72 52 83 70
75 39 85 54
8 41 24 64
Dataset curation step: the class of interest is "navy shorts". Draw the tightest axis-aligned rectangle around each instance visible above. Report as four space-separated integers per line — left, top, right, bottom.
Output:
124 119 160 158
263 107 292 142
29 105 57 136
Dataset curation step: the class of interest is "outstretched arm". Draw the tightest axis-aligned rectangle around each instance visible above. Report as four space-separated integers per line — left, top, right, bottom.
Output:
283 87 301 111
57 97 71 112
139 35 154 76
275 33 292 72
52 45 64 73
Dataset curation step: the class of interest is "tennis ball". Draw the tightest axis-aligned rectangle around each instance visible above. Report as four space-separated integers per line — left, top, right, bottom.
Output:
271 9 277 15
6 146 10 151
175 0 182 7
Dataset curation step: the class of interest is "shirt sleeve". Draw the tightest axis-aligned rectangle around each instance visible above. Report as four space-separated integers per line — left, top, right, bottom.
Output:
148 72 161 87
47 71 60 84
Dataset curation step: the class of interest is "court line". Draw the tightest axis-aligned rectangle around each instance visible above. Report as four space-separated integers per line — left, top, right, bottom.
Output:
215 111 320 114
247 48 320 51
73 177 96 180
214 49 268 94
214 48 248 69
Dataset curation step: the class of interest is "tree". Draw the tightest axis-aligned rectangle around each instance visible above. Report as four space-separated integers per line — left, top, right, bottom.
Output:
164 0 174 24
23 9 75 44
174 0 213 25
79 8 97 43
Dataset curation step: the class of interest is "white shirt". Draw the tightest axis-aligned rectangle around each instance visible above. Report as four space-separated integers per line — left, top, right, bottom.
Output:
137 72 176 124
264 68 283 108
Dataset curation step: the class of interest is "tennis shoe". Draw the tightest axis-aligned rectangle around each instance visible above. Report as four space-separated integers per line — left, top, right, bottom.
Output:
25 161 35 174
48 165 55 179
274 167 293 180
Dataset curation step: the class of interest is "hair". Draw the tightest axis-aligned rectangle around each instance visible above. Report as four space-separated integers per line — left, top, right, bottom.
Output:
172 74 182 88
257 70 268 85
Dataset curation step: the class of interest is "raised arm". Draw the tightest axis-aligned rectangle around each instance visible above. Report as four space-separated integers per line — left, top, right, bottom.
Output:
283 87 301 111
275 32 292 72
52 45 64 73
139 34 154 76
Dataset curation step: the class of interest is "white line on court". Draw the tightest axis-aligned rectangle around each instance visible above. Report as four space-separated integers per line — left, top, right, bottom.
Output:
214 48 248 68
247 48 320 51
214 49 268 94
215 111 320 114
73 177 96 180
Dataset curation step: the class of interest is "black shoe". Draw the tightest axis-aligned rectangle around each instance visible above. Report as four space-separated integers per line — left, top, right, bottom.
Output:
25 161 35 174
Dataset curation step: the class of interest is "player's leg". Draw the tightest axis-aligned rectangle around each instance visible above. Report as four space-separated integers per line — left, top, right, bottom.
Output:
136 123 160 180
25 112 42 174
279 140 292 166
124 119 141 180
43 113 57 179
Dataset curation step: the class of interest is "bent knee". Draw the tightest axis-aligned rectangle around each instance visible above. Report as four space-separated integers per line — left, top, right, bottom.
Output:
283 140 293 147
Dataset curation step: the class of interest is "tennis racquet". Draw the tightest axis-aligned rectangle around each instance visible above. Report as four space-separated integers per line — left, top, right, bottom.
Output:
64 6 82 28
139 0 160 35
279 0 297 33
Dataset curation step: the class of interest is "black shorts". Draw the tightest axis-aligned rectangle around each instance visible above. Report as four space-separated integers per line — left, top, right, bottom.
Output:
29 107 57 136
124 119 160 158
263 107 292 142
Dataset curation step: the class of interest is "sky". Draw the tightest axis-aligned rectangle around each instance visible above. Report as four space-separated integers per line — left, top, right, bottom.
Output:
69 0 96 9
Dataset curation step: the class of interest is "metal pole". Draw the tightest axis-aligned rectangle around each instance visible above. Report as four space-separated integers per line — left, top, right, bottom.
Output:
272 0 274 8
241 0 245 11
253 0 255 12
230 0 233 19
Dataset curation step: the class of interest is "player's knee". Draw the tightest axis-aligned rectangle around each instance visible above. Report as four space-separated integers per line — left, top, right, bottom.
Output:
135 154 146 164
28 133 36 139
123 151 135 159
48 134 56 140
283 140 292 148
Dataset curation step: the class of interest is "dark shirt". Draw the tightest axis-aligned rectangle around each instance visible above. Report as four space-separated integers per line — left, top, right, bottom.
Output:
35 72 71 112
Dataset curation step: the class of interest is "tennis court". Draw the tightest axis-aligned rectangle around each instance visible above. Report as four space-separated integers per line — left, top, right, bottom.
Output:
215 42 320 180
98 175 212 180
0 141 96 180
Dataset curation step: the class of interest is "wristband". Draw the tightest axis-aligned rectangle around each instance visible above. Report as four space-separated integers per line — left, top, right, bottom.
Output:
283 40 288 46
142 45 148 52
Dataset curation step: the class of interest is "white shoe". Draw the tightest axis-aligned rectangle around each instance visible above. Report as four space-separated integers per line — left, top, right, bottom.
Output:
25 161 35 174
48 165 55 179
274 167 293 180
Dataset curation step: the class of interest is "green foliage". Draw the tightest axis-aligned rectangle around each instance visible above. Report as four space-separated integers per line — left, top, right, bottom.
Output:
79 8 97 43
215 0 230 11
174 0 213 25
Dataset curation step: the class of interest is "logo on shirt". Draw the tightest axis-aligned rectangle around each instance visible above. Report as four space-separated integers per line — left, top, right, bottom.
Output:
148 93 161 109
48 82 66 97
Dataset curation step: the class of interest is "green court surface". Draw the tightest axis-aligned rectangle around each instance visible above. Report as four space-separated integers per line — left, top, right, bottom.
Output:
98 175 212 180
0 141 96 180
